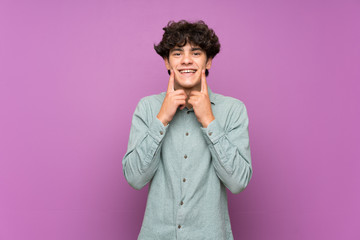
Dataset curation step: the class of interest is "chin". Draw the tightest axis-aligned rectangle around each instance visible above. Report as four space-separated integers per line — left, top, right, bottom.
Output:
176 77 201 89
177 80 199 89
180 84 196 89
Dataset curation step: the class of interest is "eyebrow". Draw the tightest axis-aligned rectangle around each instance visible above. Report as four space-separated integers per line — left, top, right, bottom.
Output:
170 48 183 53
170 47 203 53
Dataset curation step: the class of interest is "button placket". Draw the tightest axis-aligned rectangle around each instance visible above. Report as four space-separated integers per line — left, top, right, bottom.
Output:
177 110 190 234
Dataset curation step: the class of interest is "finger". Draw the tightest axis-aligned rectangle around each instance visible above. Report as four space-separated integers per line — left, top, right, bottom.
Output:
177 100 186 109
189 90 201 96
187 96 197 105
187 99 192 106
174 95 187 101
167 70 175 92
176 99 186 104
187 99 194 109
174 89 187 96
200 69 208 93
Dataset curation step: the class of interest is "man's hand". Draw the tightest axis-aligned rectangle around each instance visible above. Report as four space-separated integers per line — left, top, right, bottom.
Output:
157 70 187 126
188 70 215 128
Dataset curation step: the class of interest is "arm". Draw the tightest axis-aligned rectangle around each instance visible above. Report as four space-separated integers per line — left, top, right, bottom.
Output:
201 102 253 194
122 98 168 190
123 70 187 190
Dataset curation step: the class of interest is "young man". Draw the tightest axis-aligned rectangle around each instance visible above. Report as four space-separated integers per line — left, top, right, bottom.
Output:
122 20 253 240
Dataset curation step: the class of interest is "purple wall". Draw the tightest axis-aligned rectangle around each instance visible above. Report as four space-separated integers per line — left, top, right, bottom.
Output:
1 0 359 239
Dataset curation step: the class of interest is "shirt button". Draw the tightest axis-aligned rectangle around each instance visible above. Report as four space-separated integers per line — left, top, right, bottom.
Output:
185 132 189 136
160 131 163 135
180 201 184 205
178 225 181 229
208 132 212 136
183 178 186 182
184 154 187 159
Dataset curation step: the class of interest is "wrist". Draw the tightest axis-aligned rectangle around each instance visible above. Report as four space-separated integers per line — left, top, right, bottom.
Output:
157 114 169 126
201 115 215 128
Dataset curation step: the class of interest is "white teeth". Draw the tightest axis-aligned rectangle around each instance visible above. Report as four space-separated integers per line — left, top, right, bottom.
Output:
180 70 196 73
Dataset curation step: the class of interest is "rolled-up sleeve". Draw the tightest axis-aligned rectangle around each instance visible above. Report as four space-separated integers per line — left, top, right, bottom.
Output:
122 98 168 190
201 101 253 194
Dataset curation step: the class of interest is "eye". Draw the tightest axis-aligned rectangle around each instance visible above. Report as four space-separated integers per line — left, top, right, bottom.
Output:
173 52 181 56
193 52 201 56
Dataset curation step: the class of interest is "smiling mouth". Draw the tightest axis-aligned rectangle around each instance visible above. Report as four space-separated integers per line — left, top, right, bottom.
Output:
179 69 197 74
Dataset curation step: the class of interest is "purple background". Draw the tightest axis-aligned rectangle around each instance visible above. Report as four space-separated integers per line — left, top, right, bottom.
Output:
1 0 359 239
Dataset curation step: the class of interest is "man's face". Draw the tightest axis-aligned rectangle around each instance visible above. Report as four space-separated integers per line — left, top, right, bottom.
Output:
165 42 212 90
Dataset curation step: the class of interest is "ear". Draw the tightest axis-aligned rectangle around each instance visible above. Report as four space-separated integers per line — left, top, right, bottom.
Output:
205 57 213 70
164 58 171 70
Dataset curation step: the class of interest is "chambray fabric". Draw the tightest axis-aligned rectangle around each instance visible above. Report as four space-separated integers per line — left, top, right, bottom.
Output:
122 88 253 240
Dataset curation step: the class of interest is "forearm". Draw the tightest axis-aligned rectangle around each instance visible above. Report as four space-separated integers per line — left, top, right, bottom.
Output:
123 115 168 190
201 118 253 194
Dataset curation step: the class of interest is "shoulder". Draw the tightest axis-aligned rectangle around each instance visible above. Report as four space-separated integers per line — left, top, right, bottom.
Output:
212 92 249 127
137 92 166 108
134 92 166 120
211 91 249 126
212 91 247 112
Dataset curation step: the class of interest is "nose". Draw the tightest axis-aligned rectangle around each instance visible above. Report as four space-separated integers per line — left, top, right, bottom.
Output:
181 53 193 65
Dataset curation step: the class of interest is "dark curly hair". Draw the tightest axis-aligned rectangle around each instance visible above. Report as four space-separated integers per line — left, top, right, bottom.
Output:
154 20 221 76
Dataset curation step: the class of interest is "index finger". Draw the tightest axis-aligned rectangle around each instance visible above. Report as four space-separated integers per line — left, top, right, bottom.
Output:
200 69 208 93
167 70 175 92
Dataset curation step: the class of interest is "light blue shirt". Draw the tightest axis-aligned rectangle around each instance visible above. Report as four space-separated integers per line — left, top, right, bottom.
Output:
122 88 253 240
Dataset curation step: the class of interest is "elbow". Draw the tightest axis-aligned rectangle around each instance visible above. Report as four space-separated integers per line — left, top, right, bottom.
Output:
229 167 253 194
229 181 248 194
129 182 146 191
124 173 147 190
229 185 245 195
122 153 149 190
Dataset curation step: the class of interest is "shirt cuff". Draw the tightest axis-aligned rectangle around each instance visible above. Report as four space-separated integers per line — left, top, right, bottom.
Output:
148 116 169 143
200 119 225 145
